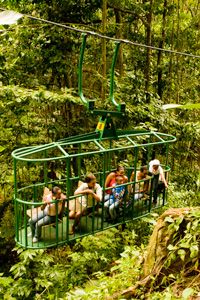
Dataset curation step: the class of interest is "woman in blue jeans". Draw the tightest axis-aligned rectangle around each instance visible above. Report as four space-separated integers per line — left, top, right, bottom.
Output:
29 186 66 243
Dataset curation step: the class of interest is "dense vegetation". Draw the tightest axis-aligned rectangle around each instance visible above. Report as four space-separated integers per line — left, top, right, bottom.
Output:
0 0 199 299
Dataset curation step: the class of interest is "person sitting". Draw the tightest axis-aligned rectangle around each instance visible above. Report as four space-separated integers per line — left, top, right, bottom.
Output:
104 175 125 221
29 186 66 243
129 166 149 199
148 159 168 204
69 173 102 234
104 165 128 200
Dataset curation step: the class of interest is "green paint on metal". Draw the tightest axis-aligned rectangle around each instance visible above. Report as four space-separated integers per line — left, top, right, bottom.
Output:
95 116 118 140
12 130 176 162
78 33 89 108
13 125 176 249
109 42 125 112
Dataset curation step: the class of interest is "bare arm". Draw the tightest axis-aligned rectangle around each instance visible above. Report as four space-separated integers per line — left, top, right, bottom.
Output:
74 188 91 196
123 175 128 183
160 172 168 188
105 172 115 188
130 172 134 182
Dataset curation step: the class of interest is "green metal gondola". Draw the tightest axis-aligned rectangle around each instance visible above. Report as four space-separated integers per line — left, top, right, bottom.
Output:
12 34 176 249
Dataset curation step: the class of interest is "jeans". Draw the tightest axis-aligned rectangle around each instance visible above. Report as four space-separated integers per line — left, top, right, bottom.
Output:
104 197 120 220
152 174 165 203
29 211 56 239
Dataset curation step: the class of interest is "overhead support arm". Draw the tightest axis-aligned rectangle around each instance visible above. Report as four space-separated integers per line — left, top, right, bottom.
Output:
109 42 126 113
78 33 95 109
78 35 125 116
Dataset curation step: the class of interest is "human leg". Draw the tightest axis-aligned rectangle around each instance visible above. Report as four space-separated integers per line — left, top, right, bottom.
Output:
29 210 47 238
34 215 55 240
104 197 115 220
70 206 87 234
152 174 159 203
109 201 120 220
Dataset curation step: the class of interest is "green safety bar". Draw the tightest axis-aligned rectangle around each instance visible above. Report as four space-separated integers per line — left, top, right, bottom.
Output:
109 42 126 113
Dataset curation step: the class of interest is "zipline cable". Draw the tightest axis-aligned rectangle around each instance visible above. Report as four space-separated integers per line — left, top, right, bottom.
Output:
1 7 200 59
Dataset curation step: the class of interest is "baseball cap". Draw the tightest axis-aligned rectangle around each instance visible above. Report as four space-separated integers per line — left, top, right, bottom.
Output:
151 159 160 166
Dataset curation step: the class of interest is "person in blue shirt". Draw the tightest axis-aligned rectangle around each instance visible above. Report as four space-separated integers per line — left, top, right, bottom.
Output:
104 175 125 220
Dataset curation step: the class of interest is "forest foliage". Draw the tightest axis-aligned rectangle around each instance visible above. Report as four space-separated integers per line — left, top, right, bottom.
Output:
0 0 199 298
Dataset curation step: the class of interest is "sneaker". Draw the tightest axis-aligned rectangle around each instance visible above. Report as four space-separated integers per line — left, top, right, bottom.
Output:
32 237 38 243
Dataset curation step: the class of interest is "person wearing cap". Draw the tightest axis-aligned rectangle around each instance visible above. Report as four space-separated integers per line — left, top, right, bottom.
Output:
149 159 168 204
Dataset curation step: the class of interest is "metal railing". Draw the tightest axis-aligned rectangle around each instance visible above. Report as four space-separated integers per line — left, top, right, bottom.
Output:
14 167 170 249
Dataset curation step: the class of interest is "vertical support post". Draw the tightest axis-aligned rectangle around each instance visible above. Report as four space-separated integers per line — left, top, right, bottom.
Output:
163 143 169 206
14 158 19 242
78 144 81 178
44 151 48 185
66 157 71 241
108 139 112 171
131 147 138 217
101 152 107 230
24 203 28 248
55 199 59 245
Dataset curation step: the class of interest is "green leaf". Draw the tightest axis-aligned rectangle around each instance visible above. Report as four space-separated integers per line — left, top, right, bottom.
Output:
0 146 5 152
167 244 177 251
164 216 174 223
178 249 186 261
190 245 199 258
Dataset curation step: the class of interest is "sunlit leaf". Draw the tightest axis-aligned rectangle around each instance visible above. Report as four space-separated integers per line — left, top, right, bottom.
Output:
162 104 182 110
182 288 194 299
162 103 200 110
190 244 198 258
178 249 186 261
164 216 174 223
0 10 23 25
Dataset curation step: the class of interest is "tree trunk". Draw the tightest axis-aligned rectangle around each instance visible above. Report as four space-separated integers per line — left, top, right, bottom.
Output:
120 207 200 299
157 0 167 99
144 0 153 103
167 18 175 99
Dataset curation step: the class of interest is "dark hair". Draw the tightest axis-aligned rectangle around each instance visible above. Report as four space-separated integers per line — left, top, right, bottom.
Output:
52 186 61 195
85 173 96 183
140 166 147 173
116 165 124 172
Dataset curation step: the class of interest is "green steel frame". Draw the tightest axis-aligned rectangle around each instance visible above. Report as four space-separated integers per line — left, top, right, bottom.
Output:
12 34 176 249
12 130 176 249
78 34 125 116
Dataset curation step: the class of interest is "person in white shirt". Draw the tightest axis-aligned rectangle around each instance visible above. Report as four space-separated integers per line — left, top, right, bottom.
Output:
69 173 102 234
149 159 168 204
